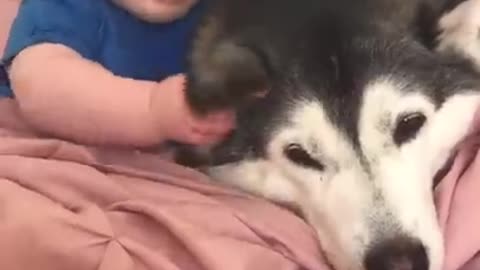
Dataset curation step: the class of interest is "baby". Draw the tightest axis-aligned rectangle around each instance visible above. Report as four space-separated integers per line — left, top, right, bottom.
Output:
0 0 235 147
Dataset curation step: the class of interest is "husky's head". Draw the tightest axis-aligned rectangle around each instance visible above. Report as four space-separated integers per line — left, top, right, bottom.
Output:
180 34 480 270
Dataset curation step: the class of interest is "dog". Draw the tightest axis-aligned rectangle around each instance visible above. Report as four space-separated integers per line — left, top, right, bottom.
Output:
176 0 480 269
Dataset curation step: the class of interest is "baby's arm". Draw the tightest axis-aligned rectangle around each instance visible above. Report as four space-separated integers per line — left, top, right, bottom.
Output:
10 43 164 146
6 0 233 147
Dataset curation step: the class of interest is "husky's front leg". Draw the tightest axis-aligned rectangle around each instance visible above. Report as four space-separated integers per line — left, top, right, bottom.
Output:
185 16 270 115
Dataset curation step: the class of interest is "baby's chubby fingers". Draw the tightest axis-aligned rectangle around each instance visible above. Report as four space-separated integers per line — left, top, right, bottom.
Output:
192 110 236 135
184 131 223 145
191 119 234 138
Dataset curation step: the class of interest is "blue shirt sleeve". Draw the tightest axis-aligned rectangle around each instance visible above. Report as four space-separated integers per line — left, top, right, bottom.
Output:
2 0 103 64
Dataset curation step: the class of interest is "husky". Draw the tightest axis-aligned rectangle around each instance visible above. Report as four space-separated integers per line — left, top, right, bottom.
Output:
176 0 480 269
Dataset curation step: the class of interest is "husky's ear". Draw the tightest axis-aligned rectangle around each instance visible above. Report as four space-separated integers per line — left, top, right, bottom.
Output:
186 38 270 114
435 0 480 72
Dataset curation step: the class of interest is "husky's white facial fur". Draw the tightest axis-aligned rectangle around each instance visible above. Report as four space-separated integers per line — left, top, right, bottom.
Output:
206 79 480 270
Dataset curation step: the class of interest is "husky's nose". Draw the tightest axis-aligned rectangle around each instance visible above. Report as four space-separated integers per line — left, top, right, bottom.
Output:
364 236 429 270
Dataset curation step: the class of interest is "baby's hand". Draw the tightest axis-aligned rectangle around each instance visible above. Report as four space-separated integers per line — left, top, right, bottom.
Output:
152 74 236 145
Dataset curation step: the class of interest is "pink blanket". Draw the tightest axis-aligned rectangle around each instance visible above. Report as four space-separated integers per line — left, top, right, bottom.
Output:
0 98 479 270
0 99 327 270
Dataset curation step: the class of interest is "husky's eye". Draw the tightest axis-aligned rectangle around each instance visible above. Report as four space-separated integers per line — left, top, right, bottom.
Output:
283 144 325 171
393 112 426 145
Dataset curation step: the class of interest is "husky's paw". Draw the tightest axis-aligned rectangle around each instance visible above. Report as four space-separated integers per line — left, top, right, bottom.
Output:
436 0 480 70
186 41 269 115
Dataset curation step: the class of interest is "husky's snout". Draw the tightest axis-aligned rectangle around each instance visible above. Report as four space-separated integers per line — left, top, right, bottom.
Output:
364 236 428 270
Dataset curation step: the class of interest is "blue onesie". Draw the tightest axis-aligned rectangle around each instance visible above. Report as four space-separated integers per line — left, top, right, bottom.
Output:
0 0 206 97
